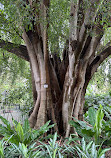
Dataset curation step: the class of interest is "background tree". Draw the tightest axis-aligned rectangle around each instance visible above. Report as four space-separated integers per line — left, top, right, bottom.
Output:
0 0 111 137
0 50 33 114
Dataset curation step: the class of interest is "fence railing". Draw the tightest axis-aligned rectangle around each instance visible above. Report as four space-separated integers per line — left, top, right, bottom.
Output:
0 104 28 126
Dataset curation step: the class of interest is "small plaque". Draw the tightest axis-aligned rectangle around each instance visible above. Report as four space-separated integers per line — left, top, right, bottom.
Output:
44 84 48 88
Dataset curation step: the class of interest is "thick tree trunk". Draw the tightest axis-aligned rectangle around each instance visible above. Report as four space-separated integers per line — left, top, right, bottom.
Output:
21 0 110 136
1 0 111 137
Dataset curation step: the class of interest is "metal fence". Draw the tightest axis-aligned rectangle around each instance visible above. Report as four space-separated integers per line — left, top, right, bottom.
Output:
0 104 28 126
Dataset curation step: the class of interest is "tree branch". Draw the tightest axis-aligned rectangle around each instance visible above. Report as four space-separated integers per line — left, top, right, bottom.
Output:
78 24 104 64
90 45 111 77
85 44 111 84
79 0 104 43
83 44 111 95
0 39 29 61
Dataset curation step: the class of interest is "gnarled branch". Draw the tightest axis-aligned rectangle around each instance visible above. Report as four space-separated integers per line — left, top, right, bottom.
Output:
84 44 111 92
0 39 29 61
90 45 111 77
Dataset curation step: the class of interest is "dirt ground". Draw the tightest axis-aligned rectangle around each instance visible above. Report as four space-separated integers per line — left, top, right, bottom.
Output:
105 149 111 158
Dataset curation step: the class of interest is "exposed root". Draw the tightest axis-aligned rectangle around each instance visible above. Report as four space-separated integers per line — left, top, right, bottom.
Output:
28 114 37 128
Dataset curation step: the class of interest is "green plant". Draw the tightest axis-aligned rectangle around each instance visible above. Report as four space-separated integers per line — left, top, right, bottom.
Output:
38 132 63 158
75 138 111 158
5 142 41 158
85 94 111 112
0 116 54 146
94 105 104 144
66 133 81 145
87 105 111 145
70 105 107 144
38 132 76 158
0 136 15 158
0 140 4 158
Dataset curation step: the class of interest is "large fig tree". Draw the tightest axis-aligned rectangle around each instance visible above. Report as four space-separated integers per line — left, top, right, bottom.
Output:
0 0 111 136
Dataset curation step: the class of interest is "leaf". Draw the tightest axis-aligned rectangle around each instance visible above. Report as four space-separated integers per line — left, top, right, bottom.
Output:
75 145 88 158
98 148 111 158
91 143 96 157
31 150 41 158
94 105 104 143
70 119 94 141
11 143 21 154
53 148 57 158
23 119 30 133
12 118 19 126
88 107 96 127
0 116 12 132
70 119 92 130
81 137 86 152
52 132 57 148
15 122 24 142
31 121 55 141
44 144 52 158
23 119 31 144
86 141 93 151
0 124 10 135
19 143 28 158
82 128 95 137
0 141 4 158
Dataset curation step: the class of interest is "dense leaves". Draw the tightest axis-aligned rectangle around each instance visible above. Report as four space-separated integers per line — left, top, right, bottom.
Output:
0 116 54 146
70 105 111 145
0 116 110 158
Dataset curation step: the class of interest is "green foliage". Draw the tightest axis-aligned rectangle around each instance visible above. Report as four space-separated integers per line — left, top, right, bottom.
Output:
94 105 104 144
70 118 94 142
0 50 33 114
0 116 54 146
66 133 80 145
48 0 70 54
0 0 34 39
0 140 4 158
85 94 111 138
6 142 41 158
0 84 33 115
0 118 74 158
0 0 70 55
0 116 110 158
0 50 30 85
38 132 77 158
86 57 111 95
85 95 111 145
70 105 111 145
88 107 96 127
85 94 111 110
39 132 63 158
75 138 111 158
103 27 111 45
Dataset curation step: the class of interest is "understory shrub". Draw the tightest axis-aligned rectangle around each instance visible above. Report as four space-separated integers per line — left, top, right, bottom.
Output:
70 105 111 146
85 94 111 112
0 103 111 158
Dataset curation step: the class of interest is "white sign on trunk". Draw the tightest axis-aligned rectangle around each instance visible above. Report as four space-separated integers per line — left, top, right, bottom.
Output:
44 84 48 88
